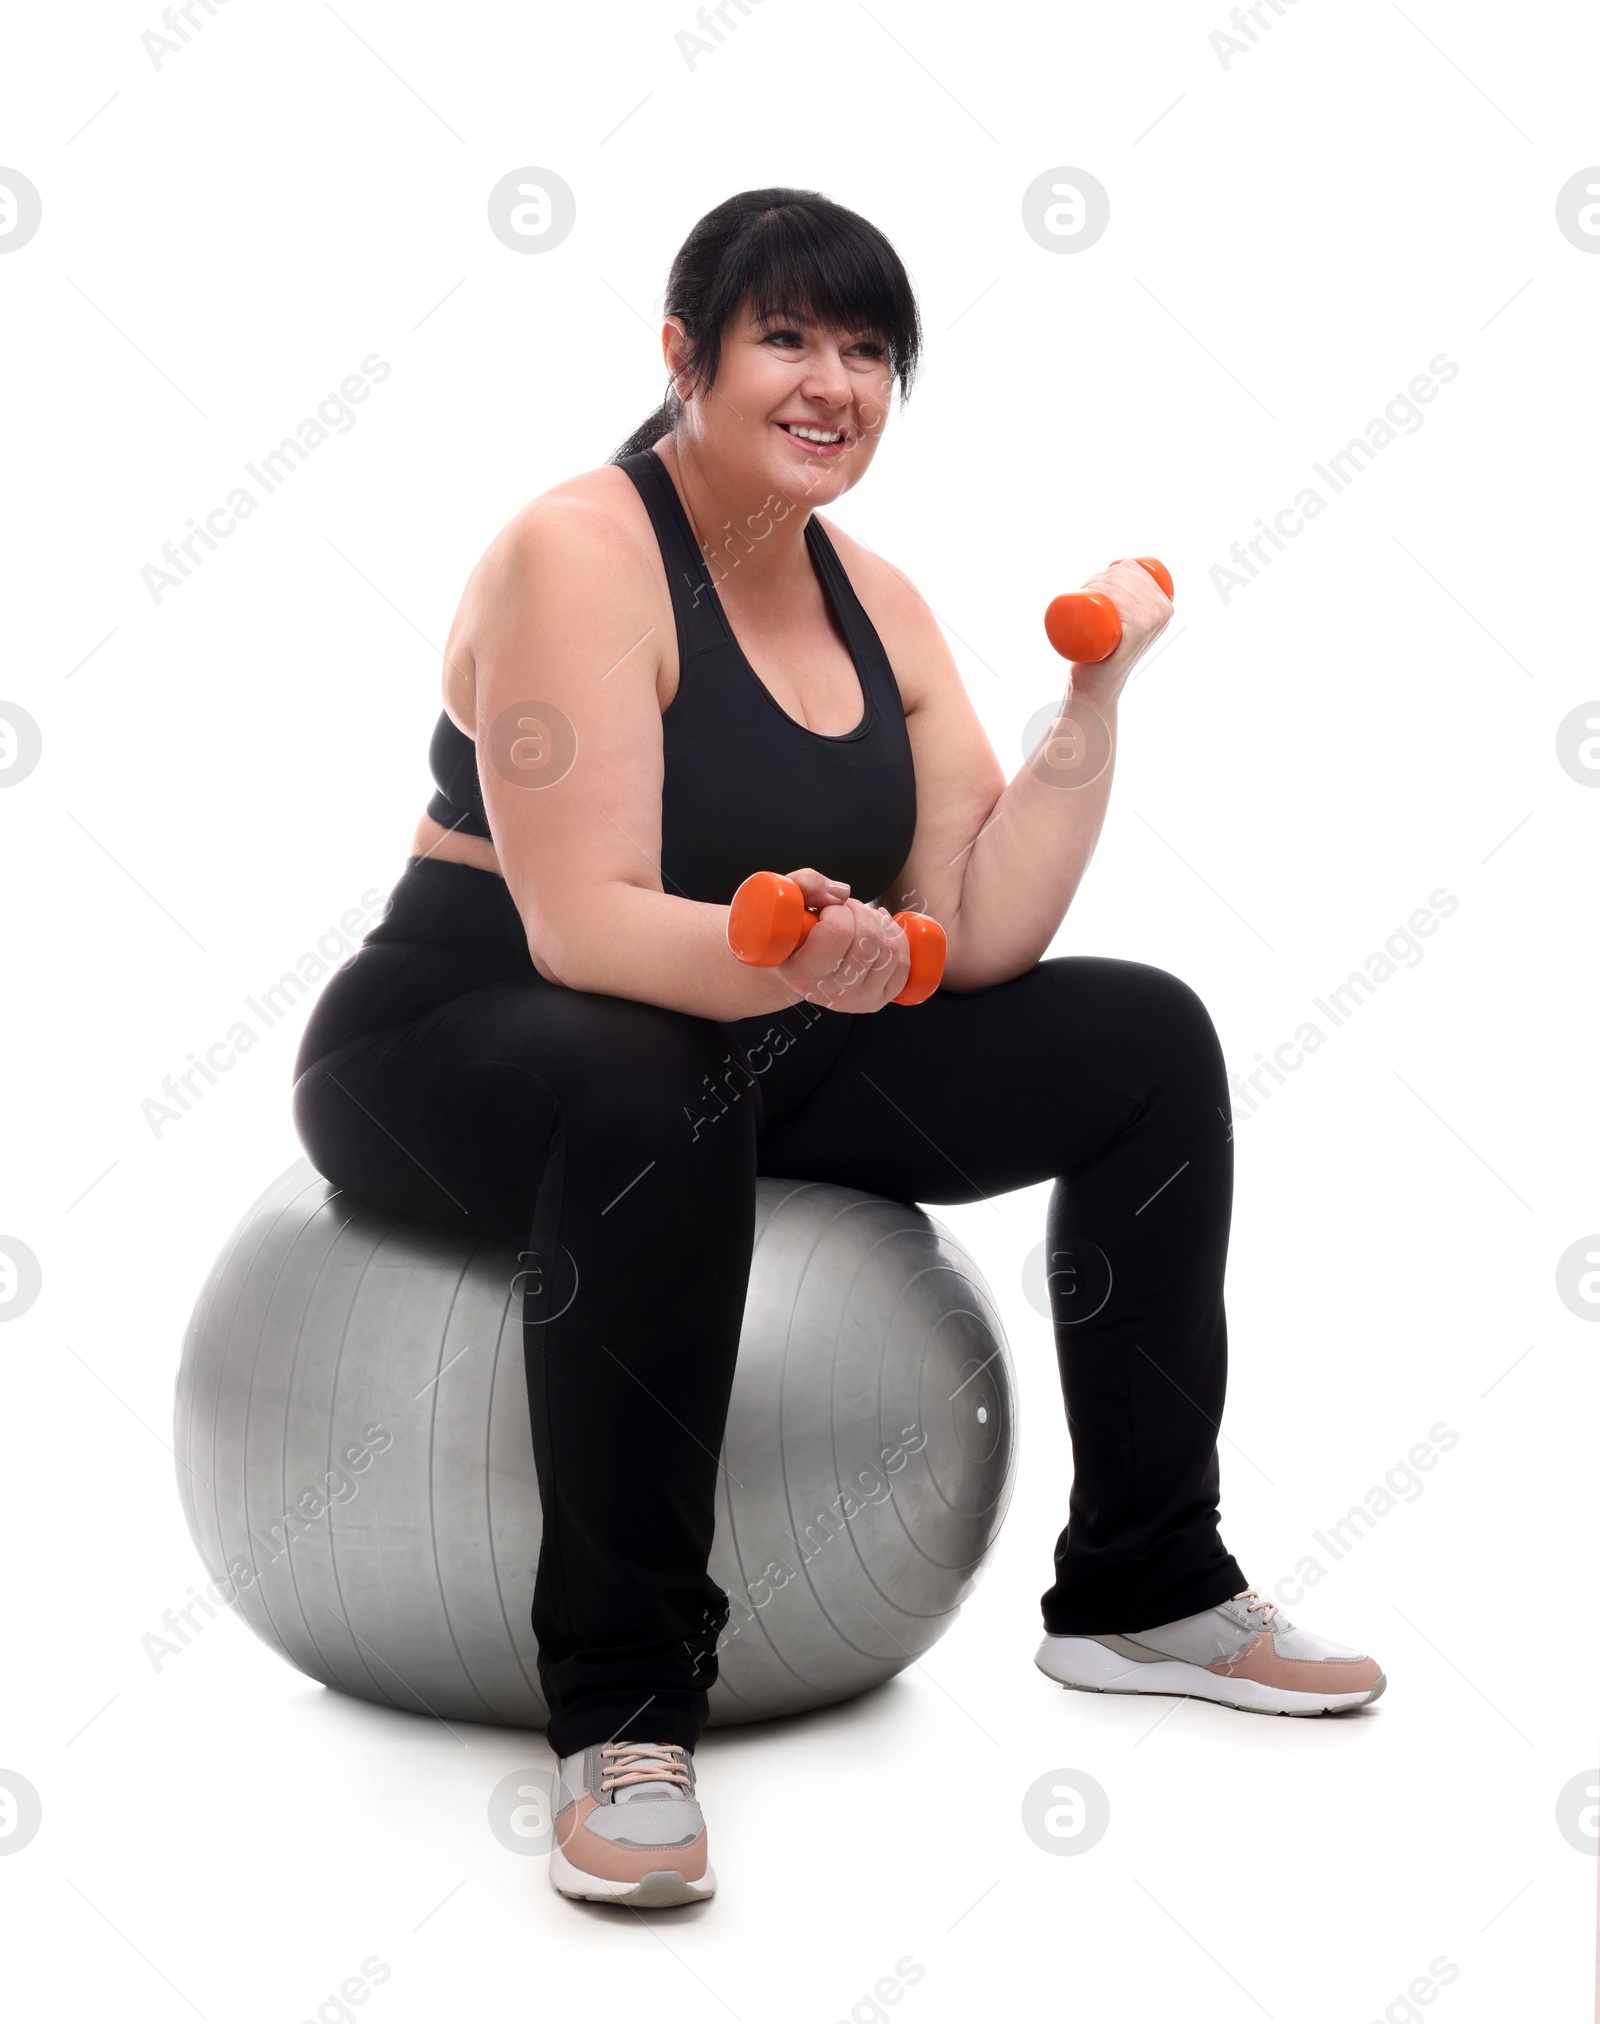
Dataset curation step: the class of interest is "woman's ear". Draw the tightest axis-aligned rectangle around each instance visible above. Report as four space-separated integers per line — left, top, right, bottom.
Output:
662 316 694 398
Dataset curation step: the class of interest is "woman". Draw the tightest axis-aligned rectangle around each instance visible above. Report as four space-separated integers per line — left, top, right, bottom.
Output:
291 187 1384 1909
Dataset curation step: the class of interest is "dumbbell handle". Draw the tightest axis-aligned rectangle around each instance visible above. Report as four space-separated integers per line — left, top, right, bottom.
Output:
1044 556 1174 665
727 871 946 1008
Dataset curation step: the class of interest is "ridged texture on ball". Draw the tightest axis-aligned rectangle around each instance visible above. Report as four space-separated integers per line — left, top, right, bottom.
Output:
174 1160 1016 1728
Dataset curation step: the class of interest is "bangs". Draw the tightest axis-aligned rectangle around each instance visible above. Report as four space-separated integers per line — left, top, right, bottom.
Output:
609 187 923 462
680 190 921 397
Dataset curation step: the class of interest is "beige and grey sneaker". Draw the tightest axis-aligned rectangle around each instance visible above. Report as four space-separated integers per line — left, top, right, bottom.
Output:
1036 1587 1386 1716
550 1741 715 1906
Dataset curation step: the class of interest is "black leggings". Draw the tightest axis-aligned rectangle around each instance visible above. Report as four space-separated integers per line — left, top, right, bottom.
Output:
292 856 1245 1754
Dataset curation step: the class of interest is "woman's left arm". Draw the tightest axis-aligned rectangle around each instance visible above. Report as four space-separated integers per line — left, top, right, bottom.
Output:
856 546 1172 993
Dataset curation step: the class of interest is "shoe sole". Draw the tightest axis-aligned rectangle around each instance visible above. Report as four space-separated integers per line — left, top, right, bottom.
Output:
549 1845 717 1907
1035 1636 1386 1716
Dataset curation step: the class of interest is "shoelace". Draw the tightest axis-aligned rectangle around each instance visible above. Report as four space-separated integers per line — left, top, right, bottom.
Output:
1231 1586 1278 1626
598 1741 692 1794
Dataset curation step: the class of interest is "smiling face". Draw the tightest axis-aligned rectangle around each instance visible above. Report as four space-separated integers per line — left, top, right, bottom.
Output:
663 295 895 508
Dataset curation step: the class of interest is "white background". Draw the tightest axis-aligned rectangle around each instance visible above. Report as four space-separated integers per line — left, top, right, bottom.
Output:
2 0 1597 2018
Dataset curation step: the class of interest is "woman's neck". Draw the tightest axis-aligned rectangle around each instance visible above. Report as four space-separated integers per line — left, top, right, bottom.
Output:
653 434 816 600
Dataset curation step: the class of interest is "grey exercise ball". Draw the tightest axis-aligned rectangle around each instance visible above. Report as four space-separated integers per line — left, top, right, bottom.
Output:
174 1159 1017 1729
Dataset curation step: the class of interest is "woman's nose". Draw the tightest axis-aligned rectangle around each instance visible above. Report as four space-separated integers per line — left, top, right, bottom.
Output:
799 354 853 407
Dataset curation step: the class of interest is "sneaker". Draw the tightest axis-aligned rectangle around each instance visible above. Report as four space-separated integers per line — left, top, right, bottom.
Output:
1035 1587 1385 1716
550 1741 715 1906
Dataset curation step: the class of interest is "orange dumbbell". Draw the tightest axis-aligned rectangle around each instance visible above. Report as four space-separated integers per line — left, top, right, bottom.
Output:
1044 556 1174 664
727 870 947 1007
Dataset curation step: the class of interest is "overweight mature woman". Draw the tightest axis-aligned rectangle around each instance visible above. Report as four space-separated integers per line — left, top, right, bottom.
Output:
291 186 1384 1910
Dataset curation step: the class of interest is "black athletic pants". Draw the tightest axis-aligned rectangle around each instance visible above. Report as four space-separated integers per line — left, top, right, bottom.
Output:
292 856 1246 1755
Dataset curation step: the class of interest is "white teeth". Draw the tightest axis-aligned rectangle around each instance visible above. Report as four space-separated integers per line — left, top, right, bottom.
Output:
782 424 843 444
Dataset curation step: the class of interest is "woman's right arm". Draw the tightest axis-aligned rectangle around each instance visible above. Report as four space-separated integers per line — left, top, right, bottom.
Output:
472 494 912 1021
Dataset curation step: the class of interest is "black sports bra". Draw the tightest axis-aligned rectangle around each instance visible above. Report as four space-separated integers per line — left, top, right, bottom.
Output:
424 447 918 908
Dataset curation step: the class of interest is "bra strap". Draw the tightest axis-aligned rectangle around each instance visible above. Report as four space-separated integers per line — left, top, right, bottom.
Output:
616 450 722 659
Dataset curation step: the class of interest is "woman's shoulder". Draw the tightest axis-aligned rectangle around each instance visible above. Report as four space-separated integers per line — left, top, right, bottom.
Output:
456 463 662 633
439 463 664 733
482 461 656 579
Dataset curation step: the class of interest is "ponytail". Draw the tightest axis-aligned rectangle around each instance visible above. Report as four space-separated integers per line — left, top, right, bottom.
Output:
609 390 681 465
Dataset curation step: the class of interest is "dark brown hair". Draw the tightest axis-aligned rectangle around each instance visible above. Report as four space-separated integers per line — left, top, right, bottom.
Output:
611 187 922 462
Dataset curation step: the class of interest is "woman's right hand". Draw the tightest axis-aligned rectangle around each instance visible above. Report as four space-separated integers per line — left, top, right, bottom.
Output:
772 869 912 1013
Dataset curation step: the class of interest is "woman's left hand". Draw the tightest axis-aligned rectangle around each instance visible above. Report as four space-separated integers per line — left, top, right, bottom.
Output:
1066 558 1174 710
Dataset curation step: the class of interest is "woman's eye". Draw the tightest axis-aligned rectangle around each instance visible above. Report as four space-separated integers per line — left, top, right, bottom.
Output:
761 327 885 360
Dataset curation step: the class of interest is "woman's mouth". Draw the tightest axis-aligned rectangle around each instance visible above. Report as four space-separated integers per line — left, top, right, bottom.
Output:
776 421 848 457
